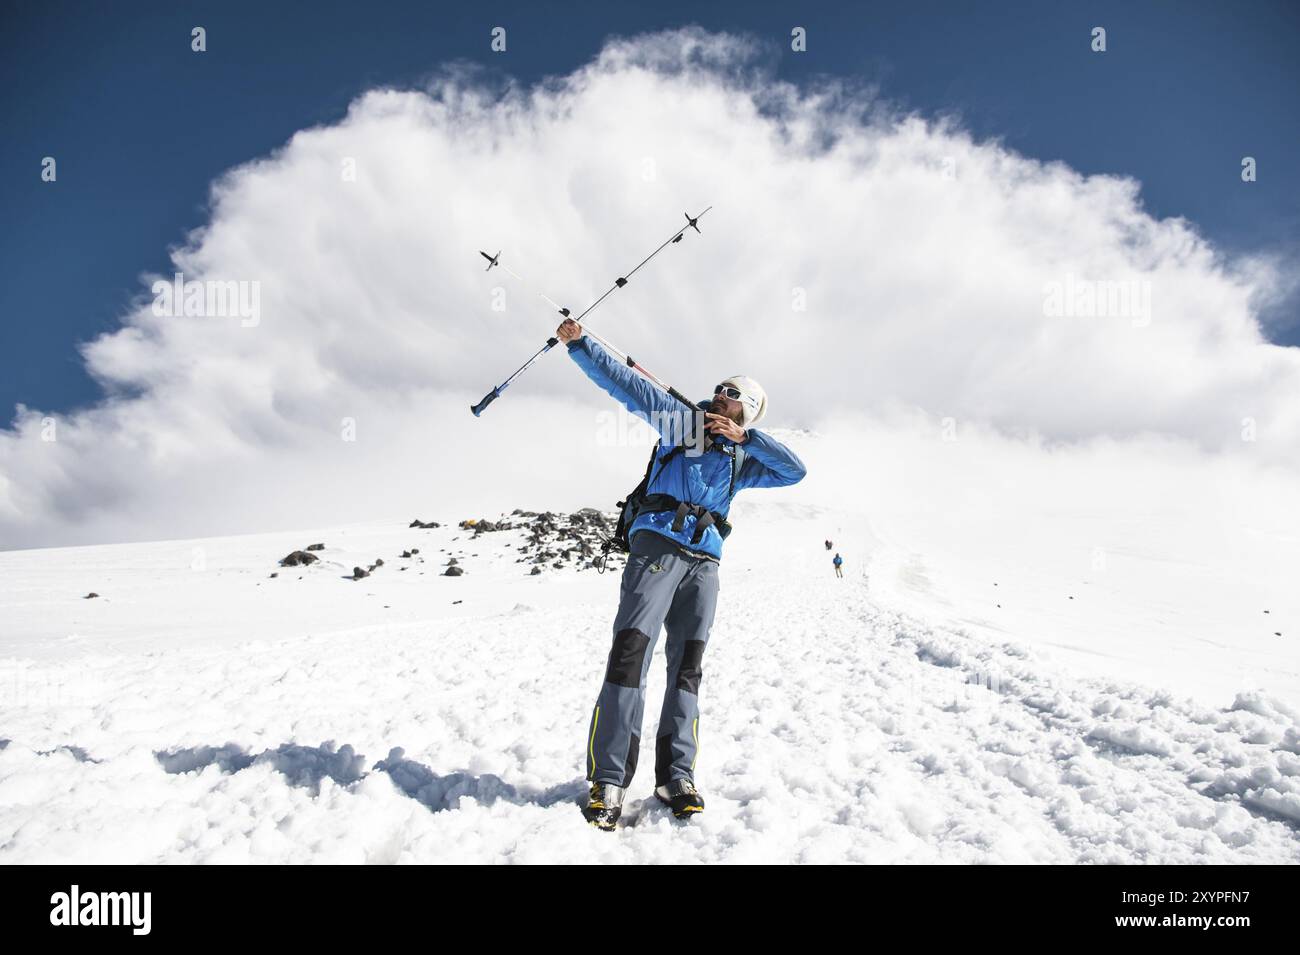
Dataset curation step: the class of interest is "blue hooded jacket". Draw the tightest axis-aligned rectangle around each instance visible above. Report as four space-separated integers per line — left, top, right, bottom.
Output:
567 336 807 560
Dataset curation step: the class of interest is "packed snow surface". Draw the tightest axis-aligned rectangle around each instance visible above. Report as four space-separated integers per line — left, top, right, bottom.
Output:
2 436 1297 862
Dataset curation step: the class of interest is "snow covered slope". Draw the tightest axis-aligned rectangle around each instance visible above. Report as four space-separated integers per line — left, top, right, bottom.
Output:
1 474 1297 863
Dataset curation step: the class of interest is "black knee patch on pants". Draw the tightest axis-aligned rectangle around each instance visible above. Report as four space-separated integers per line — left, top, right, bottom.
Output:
606 628 651 687
621 734 640 788
655 733 674 787
675 640 705 694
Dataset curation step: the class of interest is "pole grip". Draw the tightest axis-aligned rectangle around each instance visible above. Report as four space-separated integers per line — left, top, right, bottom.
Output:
471 387 502 417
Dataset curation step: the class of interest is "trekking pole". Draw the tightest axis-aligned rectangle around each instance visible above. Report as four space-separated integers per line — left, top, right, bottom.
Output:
470 207 712 416
478 257 698 416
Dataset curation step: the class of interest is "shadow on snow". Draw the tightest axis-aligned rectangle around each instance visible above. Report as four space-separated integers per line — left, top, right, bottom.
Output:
154 740 583 811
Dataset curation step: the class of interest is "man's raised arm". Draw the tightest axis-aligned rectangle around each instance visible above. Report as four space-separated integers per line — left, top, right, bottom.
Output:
559 320 682 436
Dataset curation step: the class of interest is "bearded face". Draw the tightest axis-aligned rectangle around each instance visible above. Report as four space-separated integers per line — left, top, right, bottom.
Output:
708 392 744 425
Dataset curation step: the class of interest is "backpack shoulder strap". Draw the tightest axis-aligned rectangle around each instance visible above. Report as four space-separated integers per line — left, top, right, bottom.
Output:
641 441 662 480
648 443 684 490
728 444 746 498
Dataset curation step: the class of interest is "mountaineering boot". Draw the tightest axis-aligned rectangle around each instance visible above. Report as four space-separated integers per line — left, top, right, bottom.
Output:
582 781 627 831
654 778 704 819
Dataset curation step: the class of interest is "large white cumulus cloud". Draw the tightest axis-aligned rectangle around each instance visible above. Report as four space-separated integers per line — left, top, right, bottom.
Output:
2 28 1297 549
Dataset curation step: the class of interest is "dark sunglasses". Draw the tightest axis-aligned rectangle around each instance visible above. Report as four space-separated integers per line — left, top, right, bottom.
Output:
714 384 743 400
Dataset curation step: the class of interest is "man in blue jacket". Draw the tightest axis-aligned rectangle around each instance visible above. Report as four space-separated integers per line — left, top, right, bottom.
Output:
556 317 807 829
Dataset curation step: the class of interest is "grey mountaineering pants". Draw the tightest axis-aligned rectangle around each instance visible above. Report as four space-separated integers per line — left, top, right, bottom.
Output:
586 529 720 789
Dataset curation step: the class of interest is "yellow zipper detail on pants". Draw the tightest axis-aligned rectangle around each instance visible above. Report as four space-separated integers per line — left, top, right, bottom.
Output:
691 717 699 770
588 706 600 778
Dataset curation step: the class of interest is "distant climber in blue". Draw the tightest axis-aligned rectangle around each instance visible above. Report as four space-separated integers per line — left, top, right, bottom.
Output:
556 316 806 829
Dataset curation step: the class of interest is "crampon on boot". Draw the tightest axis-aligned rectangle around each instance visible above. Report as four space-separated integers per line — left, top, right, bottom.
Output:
582 781 626 831
654 778 704 819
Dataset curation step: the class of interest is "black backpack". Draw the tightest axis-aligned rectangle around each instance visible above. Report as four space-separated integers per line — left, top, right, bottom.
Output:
598 439 745 569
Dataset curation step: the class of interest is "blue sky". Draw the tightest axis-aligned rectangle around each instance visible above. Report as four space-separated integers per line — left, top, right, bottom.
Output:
2 0 1297 421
